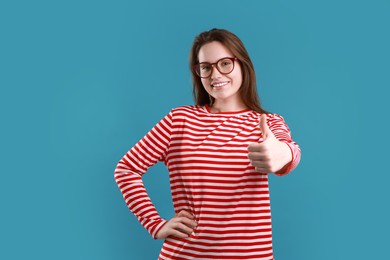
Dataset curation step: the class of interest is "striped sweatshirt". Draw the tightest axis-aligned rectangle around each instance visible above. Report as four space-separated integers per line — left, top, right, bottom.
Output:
114 105 301 260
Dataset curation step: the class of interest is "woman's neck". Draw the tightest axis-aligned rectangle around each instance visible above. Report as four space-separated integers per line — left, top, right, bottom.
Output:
210 100 247 113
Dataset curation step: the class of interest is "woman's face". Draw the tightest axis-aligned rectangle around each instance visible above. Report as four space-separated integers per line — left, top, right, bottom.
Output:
198 41 243 106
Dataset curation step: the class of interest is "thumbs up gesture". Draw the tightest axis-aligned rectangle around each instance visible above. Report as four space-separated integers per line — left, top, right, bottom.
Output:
248 114 293 174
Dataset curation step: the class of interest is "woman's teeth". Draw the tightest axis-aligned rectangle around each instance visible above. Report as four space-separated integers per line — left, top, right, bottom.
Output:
212 82 228 87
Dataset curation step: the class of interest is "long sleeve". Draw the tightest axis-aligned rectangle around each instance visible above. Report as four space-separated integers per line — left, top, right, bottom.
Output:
114 111 173 238
266 113 301 176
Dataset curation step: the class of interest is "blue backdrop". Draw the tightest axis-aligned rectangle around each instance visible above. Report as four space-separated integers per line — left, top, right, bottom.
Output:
1 0 389 259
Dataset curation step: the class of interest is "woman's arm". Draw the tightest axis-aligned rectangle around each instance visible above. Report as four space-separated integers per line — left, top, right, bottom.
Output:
114 111 173 239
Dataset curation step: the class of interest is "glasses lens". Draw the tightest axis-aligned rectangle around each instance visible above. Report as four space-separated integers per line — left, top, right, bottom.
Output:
217 58 234 74
197 63 212 78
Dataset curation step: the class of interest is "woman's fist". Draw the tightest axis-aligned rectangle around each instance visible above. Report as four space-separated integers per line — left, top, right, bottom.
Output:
248 114 292 174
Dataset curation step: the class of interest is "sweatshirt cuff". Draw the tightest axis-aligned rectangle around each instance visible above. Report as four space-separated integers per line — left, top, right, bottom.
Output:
151 218 168 239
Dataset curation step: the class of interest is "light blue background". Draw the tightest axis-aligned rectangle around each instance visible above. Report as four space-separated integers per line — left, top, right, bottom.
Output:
1 0 389 259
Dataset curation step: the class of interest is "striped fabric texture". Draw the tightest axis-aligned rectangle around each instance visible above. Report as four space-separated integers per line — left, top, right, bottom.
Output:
114 105 301 260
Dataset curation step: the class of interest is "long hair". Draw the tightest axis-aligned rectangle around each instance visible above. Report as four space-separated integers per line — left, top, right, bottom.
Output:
189 28 270 114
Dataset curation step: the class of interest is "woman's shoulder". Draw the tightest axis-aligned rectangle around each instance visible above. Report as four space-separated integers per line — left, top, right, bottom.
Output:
253 111 287 122
170 105 205 114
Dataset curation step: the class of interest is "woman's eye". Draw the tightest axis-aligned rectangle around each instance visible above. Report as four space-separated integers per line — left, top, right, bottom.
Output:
201 65 211 71
221 61 231 67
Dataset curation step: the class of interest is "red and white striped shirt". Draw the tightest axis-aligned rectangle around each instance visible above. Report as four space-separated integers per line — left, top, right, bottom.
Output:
114 105 301 260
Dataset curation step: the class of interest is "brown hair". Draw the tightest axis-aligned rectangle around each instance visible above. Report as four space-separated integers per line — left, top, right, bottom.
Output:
189 28 270 114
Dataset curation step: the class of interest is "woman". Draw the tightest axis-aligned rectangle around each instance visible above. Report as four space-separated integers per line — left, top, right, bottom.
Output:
114 28 301 260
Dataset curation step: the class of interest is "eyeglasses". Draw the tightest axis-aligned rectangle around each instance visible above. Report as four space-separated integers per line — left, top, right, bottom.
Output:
194 57 238 78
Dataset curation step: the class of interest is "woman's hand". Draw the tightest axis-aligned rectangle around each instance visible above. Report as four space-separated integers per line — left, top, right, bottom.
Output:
156 210 197 239
248 115 292 174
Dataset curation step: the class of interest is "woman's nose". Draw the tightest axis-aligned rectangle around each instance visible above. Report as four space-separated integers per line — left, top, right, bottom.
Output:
210 65 222 79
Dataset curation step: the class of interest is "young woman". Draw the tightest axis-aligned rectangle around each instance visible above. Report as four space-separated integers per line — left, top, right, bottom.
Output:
114 28 301 260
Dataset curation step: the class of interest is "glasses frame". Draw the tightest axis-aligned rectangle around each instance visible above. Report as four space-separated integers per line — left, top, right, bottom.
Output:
194 57 238 78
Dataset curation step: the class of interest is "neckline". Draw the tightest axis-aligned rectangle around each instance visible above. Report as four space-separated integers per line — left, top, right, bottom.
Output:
203 104 252 116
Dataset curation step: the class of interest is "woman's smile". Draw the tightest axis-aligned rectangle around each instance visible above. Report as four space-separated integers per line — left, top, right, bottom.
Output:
211 81 229 89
